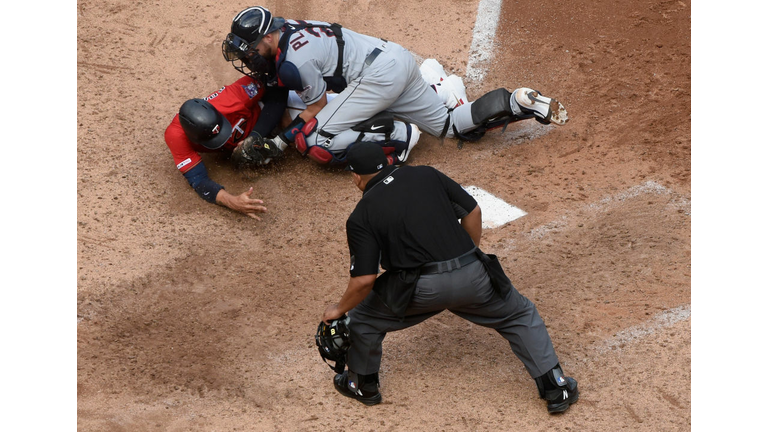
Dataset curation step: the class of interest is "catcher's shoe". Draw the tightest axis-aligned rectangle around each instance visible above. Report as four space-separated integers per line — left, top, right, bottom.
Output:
395 124 421 164
334 371 382 406
511 88 569 126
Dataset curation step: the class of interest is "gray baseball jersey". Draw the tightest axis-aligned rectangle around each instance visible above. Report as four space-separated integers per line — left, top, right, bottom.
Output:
276 20 474 155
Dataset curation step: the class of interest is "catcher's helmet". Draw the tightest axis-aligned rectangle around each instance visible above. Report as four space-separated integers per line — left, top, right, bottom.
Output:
222 6 284 79
178 99 232 150
315 315 351 373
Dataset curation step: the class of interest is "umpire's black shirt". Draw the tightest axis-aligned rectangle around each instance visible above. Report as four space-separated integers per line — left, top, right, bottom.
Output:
347 165 478 277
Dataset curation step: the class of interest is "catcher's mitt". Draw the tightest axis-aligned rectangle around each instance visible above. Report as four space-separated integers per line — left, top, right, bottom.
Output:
231 132 284 168
315 315 351 373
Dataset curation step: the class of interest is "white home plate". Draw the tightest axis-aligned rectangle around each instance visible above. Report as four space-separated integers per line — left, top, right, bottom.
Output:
463 186 527 228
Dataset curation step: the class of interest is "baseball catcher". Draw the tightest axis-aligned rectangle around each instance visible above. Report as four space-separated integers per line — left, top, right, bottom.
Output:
221 6 568 167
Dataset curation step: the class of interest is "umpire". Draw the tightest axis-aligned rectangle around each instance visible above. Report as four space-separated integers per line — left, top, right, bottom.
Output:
321 142 579 413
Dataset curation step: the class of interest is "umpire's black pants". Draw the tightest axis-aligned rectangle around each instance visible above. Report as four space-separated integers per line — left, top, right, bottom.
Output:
347 260 560 378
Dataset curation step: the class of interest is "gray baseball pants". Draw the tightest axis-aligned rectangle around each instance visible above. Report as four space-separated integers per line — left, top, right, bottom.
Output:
347 260 560 379
306 42 476 153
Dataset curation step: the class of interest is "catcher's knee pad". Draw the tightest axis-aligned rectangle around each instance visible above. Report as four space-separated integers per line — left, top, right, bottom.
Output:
470 88 513 125
302 129 347 165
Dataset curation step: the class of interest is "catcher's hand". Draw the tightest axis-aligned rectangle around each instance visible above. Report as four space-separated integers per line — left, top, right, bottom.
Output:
231 133 284 168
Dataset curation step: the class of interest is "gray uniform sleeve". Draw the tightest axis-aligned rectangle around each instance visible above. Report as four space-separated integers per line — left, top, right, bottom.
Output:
296 61 328 105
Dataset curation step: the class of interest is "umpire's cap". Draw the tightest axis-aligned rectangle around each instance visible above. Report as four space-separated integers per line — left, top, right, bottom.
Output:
178 99 232 150
345 142 388 175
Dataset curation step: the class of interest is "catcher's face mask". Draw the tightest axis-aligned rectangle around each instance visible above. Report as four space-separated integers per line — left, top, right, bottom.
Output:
315 315 351 374
222 34 272 79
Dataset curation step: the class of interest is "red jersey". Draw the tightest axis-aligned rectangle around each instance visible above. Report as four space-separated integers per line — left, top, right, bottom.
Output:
165 76 265 173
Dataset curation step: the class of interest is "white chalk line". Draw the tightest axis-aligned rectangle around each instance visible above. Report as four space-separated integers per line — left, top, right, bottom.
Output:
466 0 503 82
526 180 690 240
520 182 691 359
594 304 691 355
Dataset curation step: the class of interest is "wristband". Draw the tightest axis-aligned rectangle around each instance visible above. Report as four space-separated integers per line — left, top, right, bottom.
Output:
183 163 225 203
271 135 289 151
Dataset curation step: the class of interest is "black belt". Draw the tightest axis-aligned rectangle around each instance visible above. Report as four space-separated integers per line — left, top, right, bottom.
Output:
365 48 382 66
420 249 479 275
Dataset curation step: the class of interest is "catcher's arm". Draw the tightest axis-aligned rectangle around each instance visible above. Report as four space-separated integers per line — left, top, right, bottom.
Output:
297 95 327 123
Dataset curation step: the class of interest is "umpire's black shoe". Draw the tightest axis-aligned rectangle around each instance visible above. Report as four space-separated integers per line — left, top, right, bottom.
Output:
544 376 579 413
535 364 579 414
333 371 382 406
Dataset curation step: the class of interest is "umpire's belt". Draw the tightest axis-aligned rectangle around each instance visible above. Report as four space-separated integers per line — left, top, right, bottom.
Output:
420 248 479 275
365 48 383 66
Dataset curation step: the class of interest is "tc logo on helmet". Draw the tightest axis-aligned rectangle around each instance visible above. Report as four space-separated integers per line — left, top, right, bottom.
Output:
211 124 221 135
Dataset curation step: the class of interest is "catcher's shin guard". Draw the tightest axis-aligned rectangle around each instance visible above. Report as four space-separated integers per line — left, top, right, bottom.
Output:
534 364 579 414
470 88 516 125
450 88 516 142
467 87 570 130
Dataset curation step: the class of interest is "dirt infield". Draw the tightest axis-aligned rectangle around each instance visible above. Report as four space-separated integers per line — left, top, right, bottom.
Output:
76 0 690 430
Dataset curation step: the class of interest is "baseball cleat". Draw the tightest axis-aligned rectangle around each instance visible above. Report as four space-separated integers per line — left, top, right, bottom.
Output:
511 88 569 125
544 377 579 414
396 124 421 164
333 371 382 406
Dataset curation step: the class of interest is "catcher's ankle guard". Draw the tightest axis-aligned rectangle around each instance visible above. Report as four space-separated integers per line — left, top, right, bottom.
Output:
315 315 351 374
